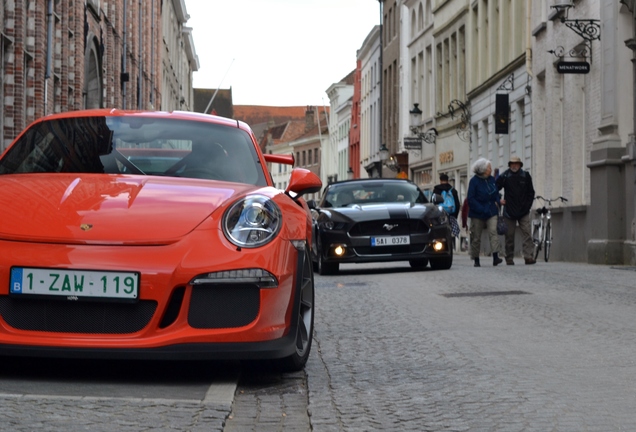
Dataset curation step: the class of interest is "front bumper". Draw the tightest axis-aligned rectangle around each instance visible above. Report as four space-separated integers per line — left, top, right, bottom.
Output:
0 230 302 357
0 332 298 360
318 225 452 264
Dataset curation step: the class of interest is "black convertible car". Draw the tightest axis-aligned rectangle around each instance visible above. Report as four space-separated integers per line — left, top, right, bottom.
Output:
308 178 453 274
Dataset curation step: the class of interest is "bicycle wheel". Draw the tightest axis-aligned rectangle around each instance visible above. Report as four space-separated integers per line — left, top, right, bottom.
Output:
532 222 542 260
544 221 552 262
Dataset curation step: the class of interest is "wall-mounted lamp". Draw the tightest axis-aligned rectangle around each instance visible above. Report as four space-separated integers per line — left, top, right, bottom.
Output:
551 1 601 43
347 166 354 180
379 144 389 161
409 103 438 144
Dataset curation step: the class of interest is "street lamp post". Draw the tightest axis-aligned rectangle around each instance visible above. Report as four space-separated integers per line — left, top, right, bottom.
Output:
409 103 438 144
378 143 389 178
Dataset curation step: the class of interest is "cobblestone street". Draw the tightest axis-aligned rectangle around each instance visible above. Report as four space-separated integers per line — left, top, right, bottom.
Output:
2 255 636 431
306 254 636 431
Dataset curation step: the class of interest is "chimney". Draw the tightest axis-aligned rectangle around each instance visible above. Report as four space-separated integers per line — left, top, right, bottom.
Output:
305 105 315 132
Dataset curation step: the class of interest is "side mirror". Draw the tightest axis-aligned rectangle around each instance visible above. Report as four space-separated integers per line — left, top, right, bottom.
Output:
285 168 322 198
306 200 317 209
432 193 444 205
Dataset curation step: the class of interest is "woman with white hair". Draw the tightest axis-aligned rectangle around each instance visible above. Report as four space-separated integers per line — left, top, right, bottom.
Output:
467 158 502 267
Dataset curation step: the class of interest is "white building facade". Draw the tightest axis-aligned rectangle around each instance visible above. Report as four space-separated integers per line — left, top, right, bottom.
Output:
325 76 354 186
358 25 382 179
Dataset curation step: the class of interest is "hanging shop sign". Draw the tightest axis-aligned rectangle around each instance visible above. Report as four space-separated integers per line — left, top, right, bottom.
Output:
403 137 422 149
557 61 590 74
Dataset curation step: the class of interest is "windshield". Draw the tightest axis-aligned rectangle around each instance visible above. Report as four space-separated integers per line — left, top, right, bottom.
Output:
320 182 428 208
0 116 268 186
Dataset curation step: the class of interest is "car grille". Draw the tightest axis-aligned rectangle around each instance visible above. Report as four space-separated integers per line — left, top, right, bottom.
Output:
0 296 157 334
349 219 428 236
188 283 260 329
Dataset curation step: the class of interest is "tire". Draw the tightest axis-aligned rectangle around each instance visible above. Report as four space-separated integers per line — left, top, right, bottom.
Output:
318 254 339 275
278 247 314 372
430 247 453 270
409 258 429 270
544 222 552 262
532 223 542 261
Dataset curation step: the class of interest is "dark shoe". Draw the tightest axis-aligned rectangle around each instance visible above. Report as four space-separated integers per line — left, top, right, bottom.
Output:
493 253 503 266
474 258 481 267
506 259 515 265
524 258 536 265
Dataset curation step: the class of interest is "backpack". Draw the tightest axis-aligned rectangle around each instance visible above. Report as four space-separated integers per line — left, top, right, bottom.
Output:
441 188 456 214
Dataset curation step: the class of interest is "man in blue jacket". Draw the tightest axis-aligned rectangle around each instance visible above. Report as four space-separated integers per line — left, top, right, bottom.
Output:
496 156 536 265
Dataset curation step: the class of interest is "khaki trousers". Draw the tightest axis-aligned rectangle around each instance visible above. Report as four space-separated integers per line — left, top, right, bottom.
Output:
504 214 534 260
469 216 501 259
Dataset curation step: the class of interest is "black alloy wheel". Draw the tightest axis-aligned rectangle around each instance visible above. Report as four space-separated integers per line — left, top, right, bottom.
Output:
279 246 314 372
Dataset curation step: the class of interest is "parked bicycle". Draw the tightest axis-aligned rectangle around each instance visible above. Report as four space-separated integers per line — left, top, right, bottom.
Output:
532 195 568 262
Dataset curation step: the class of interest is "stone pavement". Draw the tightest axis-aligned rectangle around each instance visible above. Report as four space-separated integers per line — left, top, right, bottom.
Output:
2 255 636 431
304 254 636 431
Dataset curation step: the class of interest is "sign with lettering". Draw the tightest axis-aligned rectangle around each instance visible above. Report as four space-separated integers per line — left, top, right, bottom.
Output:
557 61 590 74
439 151 454 165
403 137 422 150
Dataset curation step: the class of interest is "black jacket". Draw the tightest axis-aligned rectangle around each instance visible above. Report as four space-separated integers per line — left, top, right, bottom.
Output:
496 168 535 219
432 183 460 218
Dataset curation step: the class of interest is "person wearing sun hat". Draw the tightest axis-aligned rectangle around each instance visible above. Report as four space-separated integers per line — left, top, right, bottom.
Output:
496 155 536 265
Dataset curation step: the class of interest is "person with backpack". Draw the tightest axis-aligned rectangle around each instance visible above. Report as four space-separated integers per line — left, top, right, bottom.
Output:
496 156 536 265
433 173 461 240
467 158 503 267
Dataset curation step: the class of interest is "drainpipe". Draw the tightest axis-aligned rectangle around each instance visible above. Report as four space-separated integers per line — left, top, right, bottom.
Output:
526 0 533 81
122 0 127 109
138 0 143 109
45 0 53 115
150 0 155 108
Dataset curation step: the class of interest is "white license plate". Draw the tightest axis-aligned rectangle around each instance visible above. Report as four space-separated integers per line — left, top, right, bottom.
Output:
371 235 410 246
10 267 139 300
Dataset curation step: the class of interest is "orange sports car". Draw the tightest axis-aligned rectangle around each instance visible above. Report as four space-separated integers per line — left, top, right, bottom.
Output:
0 109 321 371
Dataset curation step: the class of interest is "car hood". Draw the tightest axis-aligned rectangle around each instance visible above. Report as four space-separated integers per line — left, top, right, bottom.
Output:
322 202 436 222
0 174 257 245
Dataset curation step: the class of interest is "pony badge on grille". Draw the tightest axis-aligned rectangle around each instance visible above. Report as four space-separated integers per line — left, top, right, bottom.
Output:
383 224 398 231
80 224 93 231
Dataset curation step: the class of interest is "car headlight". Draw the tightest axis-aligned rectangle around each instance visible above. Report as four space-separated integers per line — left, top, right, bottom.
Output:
223 195 282 248
429 208 448 225
317 211 335 230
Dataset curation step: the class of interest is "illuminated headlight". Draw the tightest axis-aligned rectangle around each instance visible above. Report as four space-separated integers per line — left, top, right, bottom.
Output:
191 268 278 288
333 245 346 256
433 241 444 251
223 195 282 248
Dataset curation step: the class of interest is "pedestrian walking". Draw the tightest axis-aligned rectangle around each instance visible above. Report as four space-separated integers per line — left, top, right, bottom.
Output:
433 173 461 239
467 158 503 267
496 156 536 265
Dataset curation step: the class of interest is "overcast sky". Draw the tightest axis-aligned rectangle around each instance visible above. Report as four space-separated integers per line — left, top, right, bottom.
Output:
185 0 380 107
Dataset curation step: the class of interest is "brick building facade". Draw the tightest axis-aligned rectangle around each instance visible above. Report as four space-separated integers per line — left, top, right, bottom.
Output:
0 0 197 151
